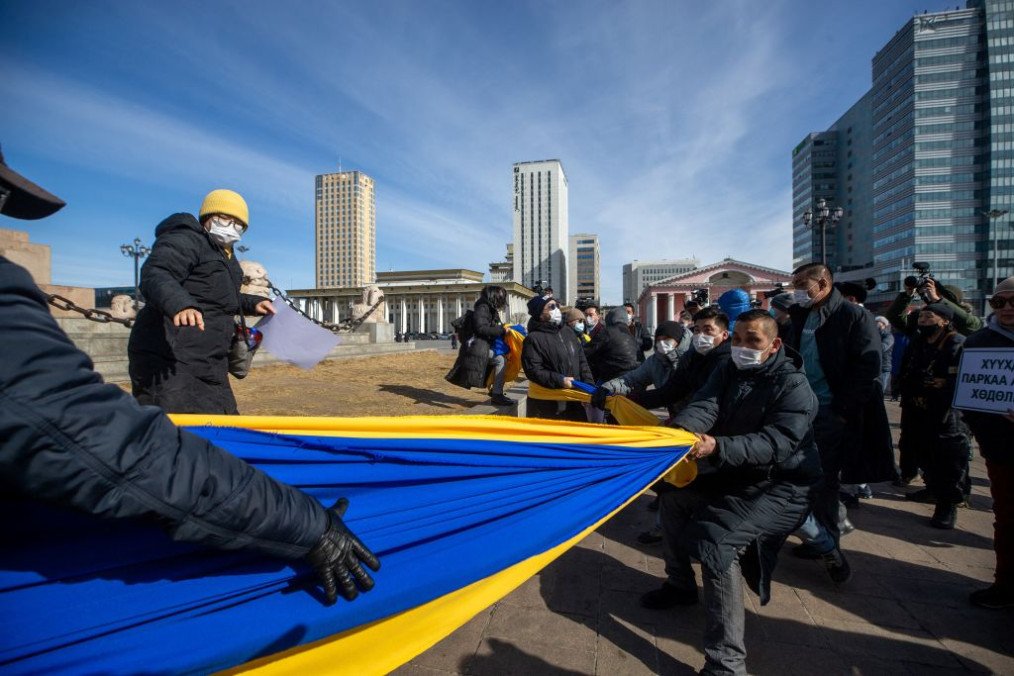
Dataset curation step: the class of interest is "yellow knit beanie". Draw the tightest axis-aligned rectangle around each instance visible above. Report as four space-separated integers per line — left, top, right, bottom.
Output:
199 189 249 227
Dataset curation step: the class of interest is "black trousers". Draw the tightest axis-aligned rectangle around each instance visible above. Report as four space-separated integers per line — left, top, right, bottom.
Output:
900 406 969 504
812 406 847 545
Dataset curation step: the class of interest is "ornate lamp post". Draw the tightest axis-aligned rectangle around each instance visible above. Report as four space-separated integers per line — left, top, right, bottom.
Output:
803 198 844 267
120 237 151 310
983 209 1010 294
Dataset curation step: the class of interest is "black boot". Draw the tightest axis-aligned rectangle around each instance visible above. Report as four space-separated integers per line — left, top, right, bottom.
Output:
930 502 957 530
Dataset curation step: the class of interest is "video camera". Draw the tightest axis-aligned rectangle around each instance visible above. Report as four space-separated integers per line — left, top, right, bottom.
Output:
688 288 709 307
905 262 934 303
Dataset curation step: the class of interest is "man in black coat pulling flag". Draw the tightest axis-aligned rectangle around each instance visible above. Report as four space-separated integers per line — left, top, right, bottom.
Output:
658 310 821 676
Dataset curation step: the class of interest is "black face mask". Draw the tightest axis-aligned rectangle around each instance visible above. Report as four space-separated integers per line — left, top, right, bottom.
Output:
916 324 941 339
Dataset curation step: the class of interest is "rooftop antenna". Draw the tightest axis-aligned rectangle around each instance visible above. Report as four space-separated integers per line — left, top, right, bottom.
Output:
338 154 343 173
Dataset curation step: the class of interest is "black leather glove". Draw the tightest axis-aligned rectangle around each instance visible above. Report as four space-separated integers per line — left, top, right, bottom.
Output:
304 498 381 605
591 386 610 410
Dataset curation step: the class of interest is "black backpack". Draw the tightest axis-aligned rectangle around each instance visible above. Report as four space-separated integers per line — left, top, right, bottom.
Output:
451 310 475 341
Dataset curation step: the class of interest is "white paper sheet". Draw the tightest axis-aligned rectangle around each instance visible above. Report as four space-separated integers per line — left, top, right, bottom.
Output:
254 300 341 370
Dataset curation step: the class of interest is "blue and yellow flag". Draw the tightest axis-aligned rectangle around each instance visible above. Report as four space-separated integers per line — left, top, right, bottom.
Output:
0 414 695 675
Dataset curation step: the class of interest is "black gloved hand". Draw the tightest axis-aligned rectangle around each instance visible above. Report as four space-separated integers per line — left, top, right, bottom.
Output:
304 498 381 605
591 386 610 410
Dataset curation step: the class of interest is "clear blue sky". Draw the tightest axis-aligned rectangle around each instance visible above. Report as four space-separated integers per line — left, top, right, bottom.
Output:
1 0 941 303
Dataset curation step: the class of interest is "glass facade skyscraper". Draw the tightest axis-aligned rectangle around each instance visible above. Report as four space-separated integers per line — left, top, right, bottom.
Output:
792 1 1013 312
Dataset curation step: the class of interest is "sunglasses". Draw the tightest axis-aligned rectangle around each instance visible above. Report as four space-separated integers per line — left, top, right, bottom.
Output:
988 295 1014 309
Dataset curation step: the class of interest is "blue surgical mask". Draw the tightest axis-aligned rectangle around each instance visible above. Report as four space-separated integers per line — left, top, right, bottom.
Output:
573 321 585 334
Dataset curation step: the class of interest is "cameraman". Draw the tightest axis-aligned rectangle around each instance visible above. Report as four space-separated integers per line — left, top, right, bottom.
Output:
886 274 981 338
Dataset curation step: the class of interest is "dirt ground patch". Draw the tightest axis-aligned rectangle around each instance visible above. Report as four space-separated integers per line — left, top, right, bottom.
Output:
231 350 490 416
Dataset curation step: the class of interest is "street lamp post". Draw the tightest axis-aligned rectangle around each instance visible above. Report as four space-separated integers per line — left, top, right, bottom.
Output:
983 209 1010 294
120 237 151 310
803 198 844 267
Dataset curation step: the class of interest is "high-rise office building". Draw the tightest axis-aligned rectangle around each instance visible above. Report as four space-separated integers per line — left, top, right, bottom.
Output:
568 233 600 304
792 0 1013 311
512 160 569 299
791 93 874 272
315 170 376 288
622 258 699 303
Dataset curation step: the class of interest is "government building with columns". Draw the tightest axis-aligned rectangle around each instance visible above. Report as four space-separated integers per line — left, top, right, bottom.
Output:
288 269 535 334
635 258 793 333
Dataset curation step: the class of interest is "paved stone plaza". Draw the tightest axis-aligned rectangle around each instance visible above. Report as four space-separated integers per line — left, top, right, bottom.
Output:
395 401 1014 675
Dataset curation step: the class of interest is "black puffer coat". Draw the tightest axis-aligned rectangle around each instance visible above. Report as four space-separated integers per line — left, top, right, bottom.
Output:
670 347 821 604
636 341 733 414
1 257 326 558
445 299 505 389
128 214 263 414
585 307 640 382
522 317 593 420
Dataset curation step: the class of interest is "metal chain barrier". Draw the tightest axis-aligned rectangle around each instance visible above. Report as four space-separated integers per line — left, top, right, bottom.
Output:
46 294 135 328
265 280 382 334
47 284 383 334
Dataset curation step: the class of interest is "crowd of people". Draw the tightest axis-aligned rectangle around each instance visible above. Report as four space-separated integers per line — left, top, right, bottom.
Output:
447 263 1013 675
2 149 1012 674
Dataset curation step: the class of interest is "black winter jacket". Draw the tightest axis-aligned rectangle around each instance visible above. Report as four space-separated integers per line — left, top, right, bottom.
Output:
0 257 326 559
955 321 1013 464
670 347 821 604
785 288 881 420
585 307 640 382
636 341 733 414
128 214 262 414
445 299 504 389
522 318 594 388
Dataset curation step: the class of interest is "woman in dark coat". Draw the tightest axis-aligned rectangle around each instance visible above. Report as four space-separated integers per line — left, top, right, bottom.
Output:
521 294 593 421
128 190 274 414
445 286 511 405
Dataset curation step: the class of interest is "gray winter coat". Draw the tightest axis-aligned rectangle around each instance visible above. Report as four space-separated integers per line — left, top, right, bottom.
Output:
600 329 692 396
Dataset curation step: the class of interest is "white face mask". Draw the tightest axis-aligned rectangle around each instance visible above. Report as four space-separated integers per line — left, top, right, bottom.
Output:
585 315 598 327
655 339 675 355
626 313 634 325
792 288 812 307
731 345 767 370
692 333 716 354
208 217 243 247
548 307 562 325
573 321 585 334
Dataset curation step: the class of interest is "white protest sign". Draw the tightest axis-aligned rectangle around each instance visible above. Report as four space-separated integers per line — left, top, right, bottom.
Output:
952 347 1014 414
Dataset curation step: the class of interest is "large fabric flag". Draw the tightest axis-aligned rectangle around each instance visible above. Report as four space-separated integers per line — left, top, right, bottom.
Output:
0 414 696 674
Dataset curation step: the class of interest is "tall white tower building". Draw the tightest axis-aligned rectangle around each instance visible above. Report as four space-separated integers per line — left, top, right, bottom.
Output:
315 170 376 288
512 160 568 300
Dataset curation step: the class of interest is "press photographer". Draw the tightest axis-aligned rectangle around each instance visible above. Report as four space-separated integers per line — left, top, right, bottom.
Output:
885 262 982 339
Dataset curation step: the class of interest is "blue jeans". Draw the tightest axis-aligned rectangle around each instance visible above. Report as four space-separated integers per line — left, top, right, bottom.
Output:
797 513 836 554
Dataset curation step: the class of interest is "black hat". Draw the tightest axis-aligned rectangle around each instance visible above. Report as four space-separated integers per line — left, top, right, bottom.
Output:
923 302 954 322
836 281 868 304
0 146 66 220
527 294 552 317
655 320 685 342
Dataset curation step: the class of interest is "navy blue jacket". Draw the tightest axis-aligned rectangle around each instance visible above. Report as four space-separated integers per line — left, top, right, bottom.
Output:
0 257 326 558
